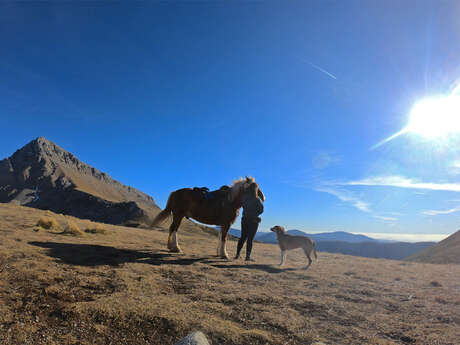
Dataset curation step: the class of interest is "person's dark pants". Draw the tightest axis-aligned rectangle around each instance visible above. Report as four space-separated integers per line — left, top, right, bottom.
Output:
236 217 260 260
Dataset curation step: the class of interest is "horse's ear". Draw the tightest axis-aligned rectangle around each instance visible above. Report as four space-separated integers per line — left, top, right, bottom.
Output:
245 176 255 183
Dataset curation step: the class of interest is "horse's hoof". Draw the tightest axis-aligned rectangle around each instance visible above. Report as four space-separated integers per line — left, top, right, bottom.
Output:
169 247 182 253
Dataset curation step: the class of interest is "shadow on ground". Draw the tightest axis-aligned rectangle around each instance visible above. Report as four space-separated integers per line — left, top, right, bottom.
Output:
29 241 215 267
210 263 306 274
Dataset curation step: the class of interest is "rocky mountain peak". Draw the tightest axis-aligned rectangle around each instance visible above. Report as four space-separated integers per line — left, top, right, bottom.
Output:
0 137 159 227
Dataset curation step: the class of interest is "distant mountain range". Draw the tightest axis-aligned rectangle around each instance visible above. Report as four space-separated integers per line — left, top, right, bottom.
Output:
255 230 388 244
313 241 435 260
225 228 435 260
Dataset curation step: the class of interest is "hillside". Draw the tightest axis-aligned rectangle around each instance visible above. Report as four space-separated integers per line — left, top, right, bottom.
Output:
0 137 159 227
406 229 460 264
1 203 459 345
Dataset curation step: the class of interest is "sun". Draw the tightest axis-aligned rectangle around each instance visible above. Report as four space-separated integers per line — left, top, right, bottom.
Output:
371 85 460 149
406 95 460 138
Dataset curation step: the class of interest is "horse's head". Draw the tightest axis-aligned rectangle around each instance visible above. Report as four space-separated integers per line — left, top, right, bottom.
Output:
230 177 265 202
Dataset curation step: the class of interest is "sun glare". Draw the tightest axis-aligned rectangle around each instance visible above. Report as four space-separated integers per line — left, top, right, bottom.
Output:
371 89 460 150
407 96 460 138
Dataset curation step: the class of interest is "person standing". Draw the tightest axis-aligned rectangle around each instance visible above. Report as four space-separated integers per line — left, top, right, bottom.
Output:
234 183 264 261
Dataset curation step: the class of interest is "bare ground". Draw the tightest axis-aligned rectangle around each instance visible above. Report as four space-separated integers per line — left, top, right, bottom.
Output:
0 203 459 345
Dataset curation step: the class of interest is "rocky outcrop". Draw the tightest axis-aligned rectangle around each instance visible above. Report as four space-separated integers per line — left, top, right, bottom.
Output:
174 331 210 345
0 137 159 227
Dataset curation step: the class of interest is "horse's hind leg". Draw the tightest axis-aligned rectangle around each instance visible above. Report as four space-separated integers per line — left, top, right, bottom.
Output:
167 213 183 253
217 224 230 260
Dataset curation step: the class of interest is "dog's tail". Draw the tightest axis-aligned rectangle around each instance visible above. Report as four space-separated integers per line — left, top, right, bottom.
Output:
312 241 317 259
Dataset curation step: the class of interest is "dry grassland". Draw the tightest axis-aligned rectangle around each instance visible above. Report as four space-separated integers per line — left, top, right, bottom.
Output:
0 204 459 345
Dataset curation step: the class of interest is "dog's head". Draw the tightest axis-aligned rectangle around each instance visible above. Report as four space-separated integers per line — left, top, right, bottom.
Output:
270 225 286 234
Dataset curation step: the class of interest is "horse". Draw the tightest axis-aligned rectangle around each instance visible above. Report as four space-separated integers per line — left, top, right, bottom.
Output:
150 177 265 259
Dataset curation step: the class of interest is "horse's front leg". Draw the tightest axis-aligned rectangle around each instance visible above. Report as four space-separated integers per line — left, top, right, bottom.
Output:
217 224 230 259
167 213 183 253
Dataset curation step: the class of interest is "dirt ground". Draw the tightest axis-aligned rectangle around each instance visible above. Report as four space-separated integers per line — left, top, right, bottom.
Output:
0 203 459 345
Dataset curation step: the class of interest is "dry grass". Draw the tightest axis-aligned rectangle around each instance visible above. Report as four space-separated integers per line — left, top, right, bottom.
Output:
0 203 459 345
36 216 59 230
85 223 108 235
62 220 85 237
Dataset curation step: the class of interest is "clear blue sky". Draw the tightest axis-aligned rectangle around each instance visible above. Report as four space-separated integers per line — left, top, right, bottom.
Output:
1 1 459 241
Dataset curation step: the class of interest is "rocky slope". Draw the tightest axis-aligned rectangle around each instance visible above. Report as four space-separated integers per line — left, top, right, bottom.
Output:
0 137 159 226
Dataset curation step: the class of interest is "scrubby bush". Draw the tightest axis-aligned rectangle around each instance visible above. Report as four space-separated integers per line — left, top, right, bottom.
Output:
430 281 442 287
36 216 59 230
62 220 85 236
85 224 108 235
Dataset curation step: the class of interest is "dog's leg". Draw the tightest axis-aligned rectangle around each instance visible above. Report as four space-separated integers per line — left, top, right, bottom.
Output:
304 249 312 270
279 250 286 266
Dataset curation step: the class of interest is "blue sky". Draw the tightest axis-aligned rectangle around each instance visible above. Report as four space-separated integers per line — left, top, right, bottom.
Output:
1 2 459 241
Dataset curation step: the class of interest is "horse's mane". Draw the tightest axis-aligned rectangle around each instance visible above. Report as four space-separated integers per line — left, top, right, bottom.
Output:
231 176 255 187
229 177 255 201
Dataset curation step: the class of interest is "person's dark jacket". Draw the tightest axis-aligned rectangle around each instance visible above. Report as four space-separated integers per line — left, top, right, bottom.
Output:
241 194 264 221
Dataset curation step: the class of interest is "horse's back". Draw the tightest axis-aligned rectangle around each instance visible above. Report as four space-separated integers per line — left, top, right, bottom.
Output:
168 186 236 225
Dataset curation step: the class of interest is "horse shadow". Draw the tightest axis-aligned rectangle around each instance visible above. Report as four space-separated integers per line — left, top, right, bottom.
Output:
28 242 311 274
28 241 210 267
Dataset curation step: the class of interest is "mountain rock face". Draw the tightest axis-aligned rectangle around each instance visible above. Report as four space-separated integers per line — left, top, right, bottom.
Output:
406 230 460 264
0 137 159 227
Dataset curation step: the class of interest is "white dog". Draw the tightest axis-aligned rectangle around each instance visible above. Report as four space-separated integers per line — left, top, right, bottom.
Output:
270 225 317 269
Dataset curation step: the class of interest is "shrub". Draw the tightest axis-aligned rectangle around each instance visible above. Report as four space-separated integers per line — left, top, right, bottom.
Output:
85 224 108 235
430 281 442 287
62 220 85 236
36 216 59 230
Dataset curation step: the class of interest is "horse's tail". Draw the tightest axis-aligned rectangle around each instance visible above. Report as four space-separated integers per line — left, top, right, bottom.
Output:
151 192 173 228
312 241 317 259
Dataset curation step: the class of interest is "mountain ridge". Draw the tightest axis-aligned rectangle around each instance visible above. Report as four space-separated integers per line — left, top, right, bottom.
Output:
0 137 159 226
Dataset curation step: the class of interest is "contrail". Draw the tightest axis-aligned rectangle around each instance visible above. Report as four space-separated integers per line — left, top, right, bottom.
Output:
305 60 337 80
370 127 409 150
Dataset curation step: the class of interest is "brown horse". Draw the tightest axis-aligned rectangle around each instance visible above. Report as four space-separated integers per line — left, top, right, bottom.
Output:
151 177 265 259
